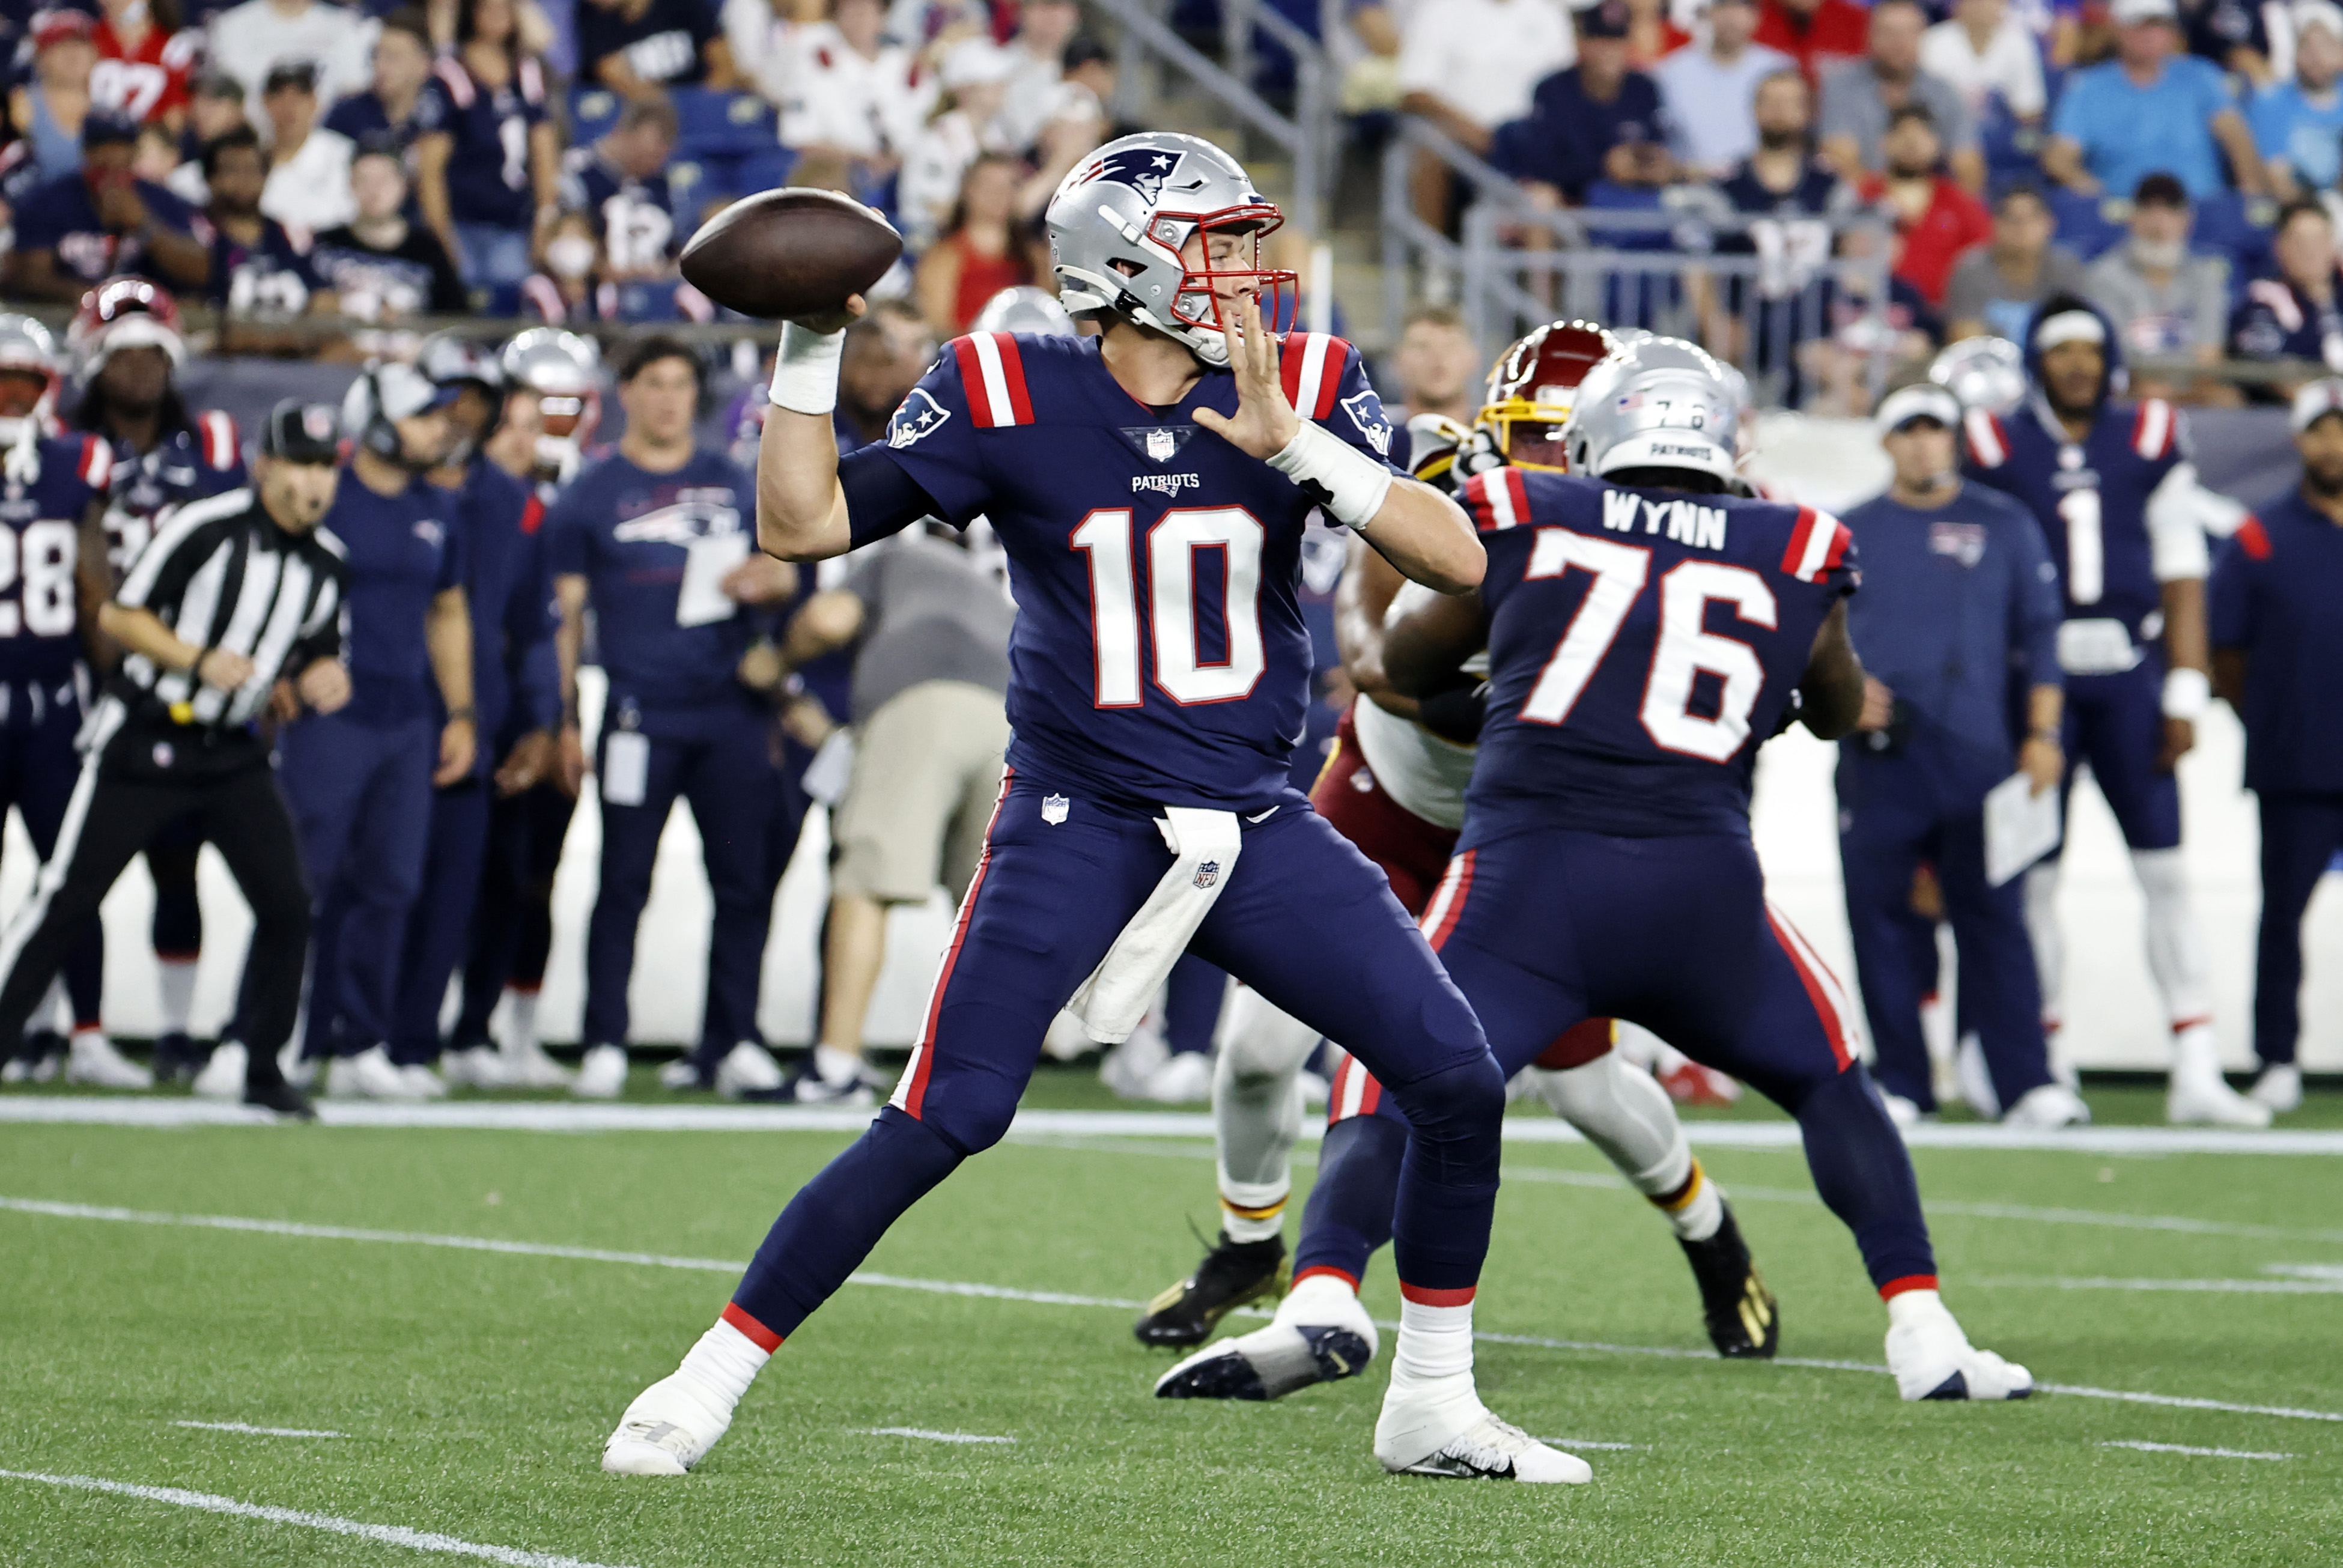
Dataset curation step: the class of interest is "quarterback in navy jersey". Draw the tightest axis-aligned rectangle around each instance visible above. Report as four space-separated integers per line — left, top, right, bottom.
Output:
1360 336 2035 1405
603 133 1578 1486
1960 294 2270 1126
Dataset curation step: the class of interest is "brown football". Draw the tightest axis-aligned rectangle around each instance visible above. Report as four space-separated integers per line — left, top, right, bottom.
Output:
679 188 904 320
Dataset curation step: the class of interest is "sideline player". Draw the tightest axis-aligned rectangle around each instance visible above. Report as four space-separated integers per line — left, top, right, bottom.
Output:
1960 296 2269 1126
603 133 1584 1484
1170 338 2034 1406
1142 322 1777 1366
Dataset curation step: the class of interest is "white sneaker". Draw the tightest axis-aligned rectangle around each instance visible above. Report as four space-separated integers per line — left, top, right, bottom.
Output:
711 1041 785 1099
279 1042 316 1090
1880 1090 1924 1129
1374 1394 1593 1482
398 1063 449 1099
498 1040 573 1090
2249 1063 2303 1114
1141 1050 1214 1104
442 1045 506 1090
1155 1275 1381 1400
65 1030 153 1090
1884 1290 2033 1401
2001 1083 2091 1130
601 1371 735 1476
657 1056 705 1090
573 1044 630 1100
326 1045 422 1100
190 1042 248 1100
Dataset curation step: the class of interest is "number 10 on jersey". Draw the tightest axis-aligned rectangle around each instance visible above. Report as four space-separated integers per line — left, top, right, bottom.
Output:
1072 508 1267 706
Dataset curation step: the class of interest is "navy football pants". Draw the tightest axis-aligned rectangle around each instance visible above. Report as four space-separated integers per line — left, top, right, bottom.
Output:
451 780 576 1048
2056 663 2181 853
726 775 1505 1343
0 681 102 1030
1295 827 1938 1298
388 777 493 1065
2253 791 2343 1068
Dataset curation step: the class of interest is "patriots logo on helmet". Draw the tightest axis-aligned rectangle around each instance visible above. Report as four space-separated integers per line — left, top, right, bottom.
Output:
887 388 952 449
1085 147 1185 205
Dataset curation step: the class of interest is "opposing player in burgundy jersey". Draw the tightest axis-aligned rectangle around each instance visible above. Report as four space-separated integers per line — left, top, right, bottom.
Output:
602 133 1588 1484
1175 337 2034 1407
1143 322 1778 1371
1960 294 2267 1126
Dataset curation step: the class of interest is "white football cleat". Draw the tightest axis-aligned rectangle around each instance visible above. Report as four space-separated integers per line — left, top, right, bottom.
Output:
1155 1278 1379 1400
398 1063 449 1099
573 1044 630 1099
1885 1290 2032 1401
1141 1050 1212 1104
65 1030 152 1090
2167 1027 2272 1128
499 1039 574 1090
0 1054 30 1084
601 1372 735 1477
326 1045 422 1100
2248 1063 2302 1114
441 1045 506 1090
711 1041 785 1099
2001 1083 2090 1129
1880 1090 1925 1129
1375 1395 1591 1483
190 1042 248 1100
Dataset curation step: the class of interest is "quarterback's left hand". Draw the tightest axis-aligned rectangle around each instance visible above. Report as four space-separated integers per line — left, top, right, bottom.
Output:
1194 291 1300 460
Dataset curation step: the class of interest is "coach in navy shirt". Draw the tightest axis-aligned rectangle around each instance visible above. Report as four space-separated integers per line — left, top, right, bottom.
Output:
2209 378 2343 1114
1837 384 2071 1126
4 112 207 303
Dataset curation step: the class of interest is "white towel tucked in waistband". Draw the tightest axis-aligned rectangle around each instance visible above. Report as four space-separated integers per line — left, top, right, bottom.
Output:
1066 806 1244 1044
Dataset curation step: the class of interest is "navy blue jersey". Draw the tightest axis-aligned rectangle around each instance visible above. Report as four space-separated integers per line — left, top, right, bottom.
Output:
11 171 199 288
558 147 676 272
204 214 324 313
94 410 245 574
1962 397 2184 642
320 470 464 724
324 84 448 157
451 457 557 764
425 53 548 226
577 0 721 87
853 329 1400 812
542 446 756 723
1460 468 1856 840
0 433 111 684
2210 499 2343 793
2228 273 2343 364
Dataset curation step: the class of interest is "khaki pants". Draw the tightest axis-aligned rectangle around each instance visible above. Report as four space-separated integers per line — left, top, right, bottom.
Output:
830 680 1010 904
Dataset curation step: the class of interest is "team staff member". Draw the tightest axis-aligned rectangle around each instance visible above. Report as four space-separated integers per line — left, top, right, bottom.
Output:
387 337 558 1091
1840 384 2076 1128
550 335 791 1101
2208 379 2343 1117
279 363 475 1101
0 401 350 1117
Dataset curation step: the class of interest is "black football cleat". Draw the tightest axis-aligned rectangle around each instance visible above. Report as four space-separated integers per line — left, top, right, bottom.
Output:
151 1031 205 1084
1133 1232 1289 1349
1679 1201 1779 1358
245 1079 317 1121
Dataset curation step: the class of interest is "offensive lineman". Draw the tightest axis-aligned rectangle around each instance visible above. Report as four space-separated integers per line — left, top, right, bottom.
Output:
1141 322 1778 1366
1960 296 2269 1126
602 133 1583 1484
1167 338 2035 1406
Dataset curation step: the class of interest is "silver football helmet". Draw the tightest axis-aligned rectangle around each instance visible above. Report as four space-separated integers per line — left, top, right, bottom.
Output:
1928 336 2026 415
500 327 602 482
1561 335 1740 485
1045 132 1294 368
0 314 60 449
970 284 1079 339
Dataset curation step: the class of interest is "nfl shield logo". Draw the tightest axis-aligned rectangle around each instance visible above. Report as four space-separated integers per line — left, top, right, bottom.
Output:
1193 860 1221 890
1146 428 1177 462
1042 793 1070 825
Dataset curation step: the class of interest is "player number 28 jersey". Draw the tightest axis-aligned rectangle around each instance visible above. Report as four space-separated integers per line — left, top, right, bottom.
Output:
864 330 1400 812
1460 469 1856 840
0 434 111 685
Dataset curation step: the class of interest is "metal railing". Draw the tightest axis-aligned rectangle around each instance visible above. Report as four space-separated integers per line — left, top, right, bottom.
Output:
1378 115 1531 345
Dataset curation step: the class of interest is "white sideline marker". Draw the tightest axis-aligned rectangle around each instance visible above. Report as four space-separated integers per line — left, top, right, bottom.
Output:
866 1428 1015 1445
0 1469 639 1567
2101 1441 2296 1461
5 1195 2340 1426
174 1421 348 1438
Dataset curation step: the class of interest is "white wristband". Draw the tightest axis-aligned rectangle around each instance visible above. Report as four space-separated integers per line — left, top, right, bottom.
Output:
1265 419 1394 532
2162 666 2210 721
767 324 845 416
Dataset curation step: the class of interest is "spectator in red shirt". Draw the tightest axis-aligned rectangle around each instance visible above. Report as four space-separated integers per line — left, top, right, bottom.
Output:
1755 0 1869 82
1861 103 1992 305
93 0 200 133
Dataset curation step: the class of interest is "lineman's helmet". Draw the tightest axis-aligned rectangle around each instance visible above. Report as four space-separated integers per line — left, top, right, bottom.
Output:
68 276 186 385
0 315 62 446
970 285 1079 338
1477 320 1617 471
500 328 602 480
1561 335 1741 485
1928 335 2026 416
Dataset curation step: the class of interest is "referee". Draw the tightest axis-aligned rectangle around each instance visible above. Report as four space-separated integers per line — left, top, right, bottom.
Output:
0 400 351 1116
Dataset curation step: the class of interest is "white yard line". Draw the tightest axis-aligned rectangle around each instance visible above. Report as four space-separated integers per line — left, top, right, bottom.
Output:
6 1095 2343 1155
2101 1441 2296 1460
172 1421 347 1438
1973 1275 2343 1295
5 1194 2338 1425
0 1469 637 1567
1536 1438 1639 1450
866 1429 1015 1445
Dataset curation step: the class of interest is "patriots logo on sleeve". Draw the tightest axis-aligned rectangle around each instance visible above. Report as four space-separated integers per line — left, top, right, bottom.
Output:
887 388 952 449
1082 147 1185 205
1340 389 1393 457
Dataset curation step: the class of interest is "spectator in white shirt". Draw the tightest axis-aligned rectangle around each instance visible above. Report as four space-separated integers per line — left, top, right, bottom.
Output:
897 35 1012 247
1920 0 2048 122
993 0 1078 152
207 0 372 121
1656 0 1795 175
258 59 357 232
771 0 931 168
1397 0 1575 224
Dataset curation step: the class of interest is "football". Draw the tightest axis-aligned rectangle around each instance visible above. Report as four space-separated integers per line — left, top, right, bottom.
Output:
679 188 904 320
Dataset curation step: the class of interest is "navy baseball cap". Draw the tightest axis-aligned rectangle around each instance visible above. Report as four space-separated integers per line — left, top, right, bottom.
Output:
81 111 140 149
1577 0 1632 38
261 399 341 464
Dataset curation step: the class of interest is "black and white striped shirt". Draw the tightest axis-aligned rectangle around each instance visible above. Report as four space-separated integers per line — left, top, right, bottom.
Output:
112 487 349 729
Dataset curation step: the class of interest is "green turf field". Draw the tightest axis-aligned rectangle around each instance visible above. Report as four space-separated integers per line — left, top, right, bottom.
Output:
2 1066 2339 1566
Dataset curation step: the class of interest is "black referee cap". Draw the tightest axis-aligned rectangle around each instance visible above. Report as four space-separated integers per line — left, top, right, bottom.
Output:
261 399 341 464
